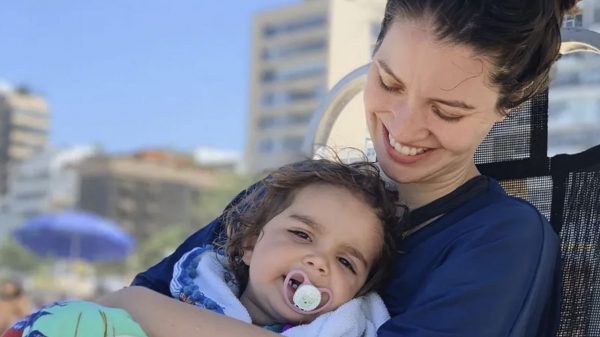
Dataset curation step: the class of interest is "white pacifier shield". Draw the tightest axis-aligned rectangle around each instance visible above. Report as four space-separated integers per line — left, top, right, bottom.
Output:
292 284 322 311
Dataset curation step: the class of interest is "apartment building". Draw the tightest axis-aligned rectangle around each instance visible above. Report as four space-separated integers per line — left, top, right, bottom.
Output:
76 150 217 241
245 0 385 172
549 0 600 155
0 146 96 236
0 86 50 195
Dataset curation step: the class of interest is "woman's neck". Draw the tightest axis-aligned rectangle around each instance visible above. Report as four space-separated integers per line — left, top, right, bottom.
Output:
396 165 480 210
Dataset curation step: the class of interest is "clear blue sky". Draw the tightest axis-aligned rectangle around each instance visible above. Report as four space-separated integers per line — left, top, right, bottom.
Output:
0 0 296 154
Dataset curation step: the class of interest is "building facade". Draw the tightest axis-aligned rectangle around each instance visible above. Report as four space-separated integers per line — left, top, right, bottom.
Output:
0 86 50 196
0 146 97 237
549 0 600 155
245 0 385 172
193 146 241 171
76 150 217 241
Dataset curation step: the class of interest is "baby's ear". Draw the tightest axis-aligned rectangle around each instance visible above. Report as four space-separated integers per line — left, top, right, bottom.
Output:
241 235 258 266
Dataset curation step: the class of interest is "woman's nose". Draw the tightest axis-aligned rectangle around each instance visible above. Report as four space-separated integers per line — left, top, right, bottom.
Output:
302 254 329 276
389 100 429 140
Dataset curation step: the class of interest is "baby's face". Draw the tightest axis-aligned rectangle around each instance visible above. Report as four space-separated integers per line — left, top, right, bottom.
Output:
239 183 384 326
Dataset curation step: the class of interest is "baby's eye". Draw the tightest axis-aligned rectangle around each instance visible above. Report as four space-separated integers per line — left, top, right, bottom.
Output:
338 257 356 274
288 230 311 241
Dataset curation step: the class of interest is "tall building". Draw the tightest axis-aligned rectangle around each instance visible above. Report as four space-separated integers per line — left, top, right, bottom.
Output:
549 0 600 155
0 85 50 195
76 150 217 241
0 146 97 238
245 0 385 172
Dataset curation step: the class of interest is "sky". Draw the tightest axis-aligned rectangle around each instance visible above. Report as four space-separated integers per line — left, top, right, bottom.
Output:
0 0 297 154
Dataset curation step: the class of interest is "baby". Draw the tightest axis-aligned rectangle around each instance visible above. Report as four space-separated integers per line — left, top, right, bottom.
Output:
169 158 403 335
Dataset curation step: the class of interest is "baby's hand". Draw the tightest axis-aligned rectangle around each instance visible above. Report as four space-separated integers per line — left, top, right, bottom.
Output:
17 300 148 337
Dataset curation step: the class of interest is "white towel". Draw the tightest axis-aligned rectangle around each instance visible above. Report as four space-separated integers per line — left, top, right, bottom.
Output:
170 246 390 337
282 292 389 337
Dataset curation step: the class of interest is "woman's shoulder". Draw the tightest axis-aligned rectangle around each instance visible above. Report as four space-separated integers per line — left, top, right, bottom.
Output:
414 176 556 247
447 177 558 249
480 177 550 228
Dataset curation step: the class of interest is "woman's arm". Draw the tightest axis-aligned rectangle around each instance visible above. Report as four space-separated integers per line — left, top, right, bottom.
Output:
97 286 278 337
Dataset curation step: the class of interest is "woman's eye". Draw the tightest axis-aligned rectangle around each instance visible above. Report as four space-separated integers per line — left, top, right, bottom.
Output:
338 257 356 274
432 105 462 123
378 75 397 93
288 230 311 241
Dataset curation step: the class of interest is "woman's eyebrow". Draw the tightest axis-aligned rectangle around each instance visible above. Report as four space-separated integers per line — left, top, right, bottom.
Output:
432 98 475 110
376 59 476 110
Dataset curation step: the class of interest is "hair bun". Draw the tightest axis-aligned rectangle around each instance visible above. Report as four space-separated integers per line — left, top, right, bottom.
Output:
559 0 580 15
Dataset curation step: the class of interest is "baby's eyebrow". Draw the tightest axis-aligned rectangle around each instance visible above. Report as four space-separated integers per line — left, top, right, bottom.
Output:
289 213 325 233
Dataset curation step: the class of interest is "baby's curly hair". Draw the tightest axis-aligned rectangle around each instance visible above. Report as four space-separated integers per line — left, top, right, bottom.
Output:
221 158 405 296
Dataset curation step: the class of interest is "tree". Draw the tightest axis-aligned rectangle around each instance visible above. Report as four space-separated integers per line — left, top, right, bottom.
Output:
132 224 190 271
0 239 47 275
190 171 256 230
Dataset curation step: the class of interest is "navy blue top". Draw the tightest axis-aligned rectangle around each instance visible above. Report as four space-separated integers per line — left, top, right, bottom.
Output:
131 177 561 337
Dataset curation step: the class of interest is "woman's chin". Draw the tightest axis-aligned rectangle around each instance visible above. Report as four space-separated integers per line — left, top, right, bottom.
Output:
377 156 428 184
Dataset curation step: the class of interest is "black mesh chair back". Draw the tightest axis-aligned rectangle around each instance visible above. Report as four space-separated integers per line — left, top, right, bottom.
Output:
475 28 600 336
476 90 600 336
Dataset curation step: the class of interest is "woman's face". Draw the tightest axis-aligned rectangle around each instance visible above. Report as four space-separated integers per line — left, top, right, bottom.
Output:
364 20 504 184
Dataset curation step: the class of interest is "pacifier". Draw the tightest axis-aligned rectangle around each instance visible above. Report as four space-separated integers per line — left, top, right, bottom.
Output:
282 269 333 315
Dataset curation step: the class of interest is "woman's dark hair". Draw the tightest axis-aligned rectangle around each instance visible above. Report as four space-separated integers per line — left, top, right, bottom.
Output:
374 0 579 113
222 158 405 296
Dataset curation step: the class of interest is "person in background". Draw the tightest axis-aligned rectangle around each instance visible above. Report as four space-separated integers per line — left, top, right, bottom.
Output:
0 279 31 334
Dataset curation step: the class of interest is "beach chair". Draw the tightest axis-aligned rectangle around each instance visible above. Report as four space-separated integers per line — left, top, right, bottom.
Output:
302 28 600 336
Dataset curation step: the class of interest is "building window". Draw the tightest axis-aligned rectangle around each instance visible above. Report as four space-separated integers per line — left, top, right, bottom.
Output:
261 86 325 108
15 191 46 200
282 136 304 151
258 139 274 153
258 112 312 129
263 15 327 38
14 170 49 181
261 61 325 83
257 136 305 154
262 40 326 61
14 108 47 119
563 14 583 28
10 125 47 135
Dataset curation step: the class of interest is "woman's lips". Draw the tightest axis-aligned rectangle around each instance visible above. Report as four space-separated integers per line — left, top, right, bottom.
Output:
382 126 432 165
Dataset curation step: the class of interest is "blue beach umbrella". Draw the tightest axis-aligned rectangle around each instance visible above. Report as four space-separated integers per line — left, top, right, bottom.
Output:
13 210 135 262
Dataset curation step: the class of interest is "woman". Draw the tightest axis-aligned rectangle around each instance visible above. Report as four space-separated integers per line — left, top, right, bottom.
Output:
97 0 576 336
